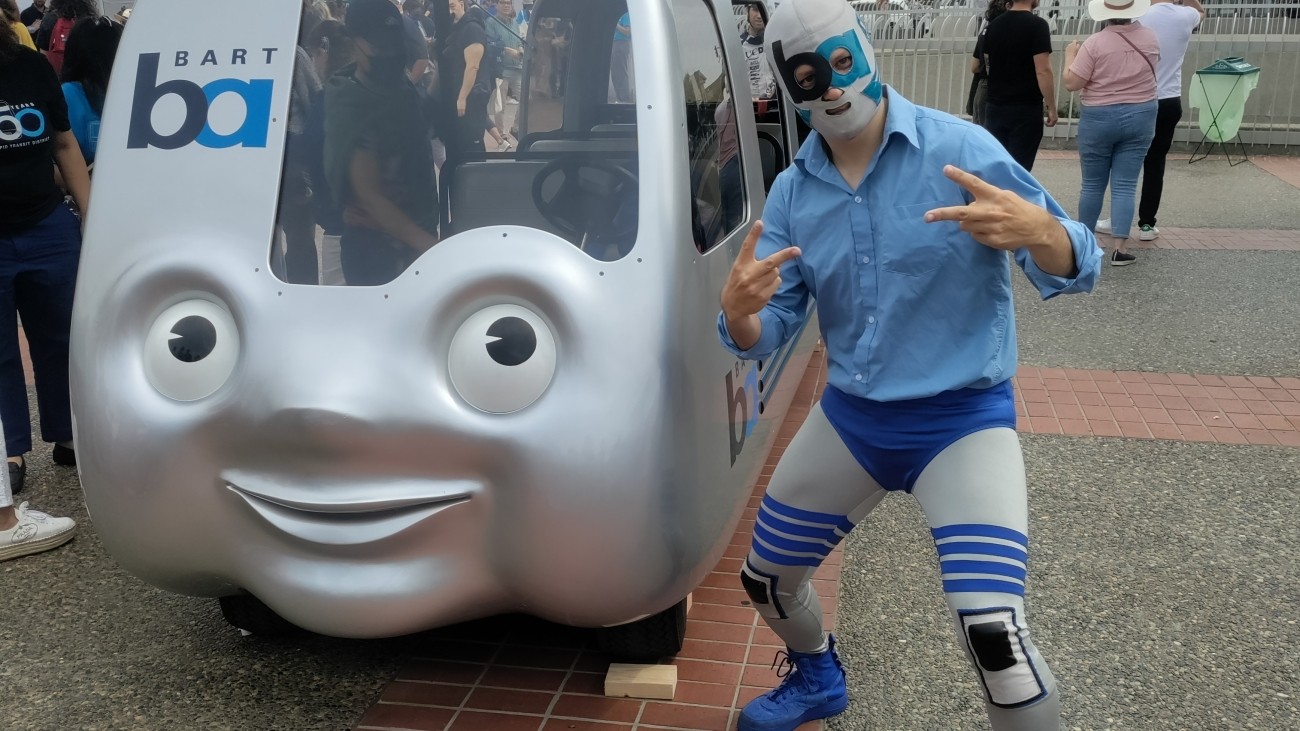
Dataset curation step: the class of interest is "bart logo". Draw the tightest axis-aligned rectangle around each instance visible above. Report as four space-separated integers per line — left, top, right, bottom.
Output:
127 52 274 150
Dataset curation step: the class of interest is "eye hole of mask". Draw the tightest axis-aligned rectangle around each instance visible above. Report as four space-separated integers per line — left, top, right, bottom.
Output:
772 41 833 103
830 50 854 73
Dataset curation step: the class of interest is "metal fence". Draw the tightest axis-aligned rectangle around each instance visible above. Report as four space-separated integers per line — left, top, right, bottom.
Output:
733 0 1300 151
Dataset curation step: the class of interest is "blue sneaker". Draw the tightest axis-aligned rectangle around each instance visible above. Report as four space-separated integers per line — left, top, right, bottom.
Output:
738 635 849 731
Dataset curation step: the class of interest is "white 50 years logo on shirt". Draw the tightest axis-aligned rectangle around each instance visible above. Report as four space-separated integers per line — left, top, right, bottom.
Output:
0 101 47 142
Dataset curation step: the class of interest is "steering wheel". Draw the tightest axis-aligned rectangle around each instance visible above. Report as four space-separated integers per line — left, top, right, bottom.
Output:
531 155 638 252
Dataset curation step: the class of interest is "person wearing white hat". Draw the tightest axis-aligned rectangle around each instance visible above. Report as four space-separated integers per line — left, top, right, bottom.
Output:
718 0 1103 728
1064 0 1160 266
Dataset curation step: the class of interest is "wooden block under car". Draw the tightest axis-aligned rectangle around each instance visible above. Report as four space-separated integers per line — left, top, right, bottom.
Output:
604 663 678 700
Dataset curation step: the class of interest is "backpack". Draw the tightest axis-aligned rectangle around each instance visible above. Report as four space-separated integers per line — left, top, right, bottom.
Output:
47 17 75 75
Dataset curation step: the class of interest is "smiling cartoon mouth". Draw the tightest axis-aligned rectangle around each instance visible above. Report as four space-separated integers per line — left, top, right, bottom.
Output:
827 102 852 116
223 470 475 546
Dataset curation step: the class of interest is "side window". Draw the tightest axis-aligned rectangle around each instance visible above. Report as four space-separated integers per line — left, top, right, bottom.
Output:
734 2 787 191
521 15 575 135
736 3 778 111
673 0 747 253
609 11 636 104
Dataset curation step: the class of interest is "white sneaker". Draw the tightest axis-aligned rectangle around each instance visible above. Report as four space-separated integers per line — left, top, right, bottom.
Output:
1138 225 1159 241
0 502 76 562
1095 219 1112 235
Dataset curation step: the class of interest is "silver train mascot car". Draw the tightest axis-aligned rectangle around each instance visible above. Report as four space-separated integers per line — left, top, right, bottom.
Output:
70 0 817 657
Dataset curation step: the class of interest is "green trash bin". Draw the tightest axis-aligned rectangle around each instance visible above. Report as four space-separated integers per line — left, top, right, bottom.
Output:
1188 57 1261 166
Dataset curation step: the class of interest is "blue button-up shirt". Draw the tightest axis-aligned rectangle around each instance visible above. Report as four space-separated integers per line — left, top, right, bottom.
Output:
718 88 1102 402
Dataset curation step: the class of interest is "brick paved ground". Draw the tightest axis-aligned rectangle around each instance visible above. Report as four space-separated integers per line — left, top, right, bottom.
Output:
1014 367 1300 447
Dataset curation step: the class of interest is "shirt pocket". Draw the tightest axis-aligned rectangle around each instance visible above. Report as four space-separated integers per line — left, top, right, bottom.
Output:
879 200 957 277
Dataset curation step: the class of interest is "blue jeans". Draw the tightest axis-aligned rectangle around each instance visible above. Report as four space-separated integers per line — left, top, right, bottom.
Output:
1076 101 1157 240
0 203 82 456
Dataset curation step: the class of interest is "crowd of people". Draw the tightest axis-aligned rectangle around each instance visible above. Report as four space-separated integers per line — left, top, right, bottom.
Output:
276 0 546 286
0 0 124 562
970 0 1205 265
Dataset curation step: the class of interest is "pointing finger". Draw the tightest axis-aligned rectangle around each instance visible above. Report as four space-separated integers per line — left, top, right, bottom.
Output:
943 165 1000 199
762 246 802 270
924 206 970 224
739 220 765 260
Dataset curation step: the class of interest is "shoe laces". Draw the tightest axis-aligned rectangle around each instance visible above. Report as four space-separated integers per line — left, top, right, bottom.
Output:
766 651 810 702
15 502 49 523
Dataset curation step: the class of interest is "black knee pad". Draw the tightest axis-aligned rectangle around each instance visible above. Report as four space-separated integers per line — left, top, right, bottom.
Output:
740 561 788 619
959 608 1047 708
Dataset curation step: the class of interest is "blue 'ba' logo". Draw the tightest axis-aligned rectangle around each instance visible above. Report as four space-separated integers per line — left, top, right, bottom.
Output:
127 51 277 150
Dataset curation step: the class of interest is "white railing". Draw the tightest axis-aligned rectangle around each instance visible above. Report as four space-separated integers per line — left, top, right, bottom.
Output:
732 0 1300 150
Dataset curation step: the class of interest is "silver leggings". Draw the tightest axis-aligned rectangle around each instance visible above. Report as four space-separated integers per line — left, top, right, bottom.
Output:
741 403 1060 730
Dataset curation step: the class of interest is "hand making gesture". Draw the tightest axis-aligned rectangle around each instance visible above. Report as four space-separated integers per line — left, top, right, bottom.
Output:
924 165 1061 252
925 165 1076 277
721 221 803 320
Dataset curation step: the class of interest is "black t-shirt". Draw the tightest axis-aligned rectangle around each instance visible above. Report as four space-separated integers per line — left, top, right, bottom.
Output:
441 15 491 102
972 25 989 80
322 70 437 235
982 11 1052 106
0 47 72 235
20 6 45 27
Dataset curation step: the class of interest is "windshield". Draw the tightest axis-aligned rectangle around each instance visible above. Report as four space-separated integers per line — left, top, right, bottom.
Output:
270 0 641 286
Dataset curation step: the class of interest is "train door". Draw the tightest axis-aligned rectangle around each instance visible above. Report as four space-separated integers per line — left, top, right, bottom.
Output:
666 0 754 254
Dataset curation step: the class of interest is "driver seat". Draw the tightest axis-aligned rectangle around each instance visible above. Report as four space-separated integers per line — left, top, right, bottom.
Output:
441 155 638 261
441 159 562 238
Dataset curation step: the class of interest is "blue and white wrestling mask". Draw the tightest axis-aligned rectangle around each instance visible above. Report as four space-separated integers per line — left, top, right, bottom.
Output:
766 0 884 141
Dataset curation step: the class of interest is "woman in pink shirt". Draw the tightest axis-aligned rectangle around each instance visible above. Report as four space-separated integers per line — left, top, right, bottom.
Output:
1064 0 1159 266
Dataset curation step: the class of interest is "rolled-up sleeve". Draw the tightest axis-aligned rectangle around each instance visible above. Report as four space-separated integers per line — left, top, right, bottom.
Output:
717 174 811 360
1015 215 1102 298
960 126 1102 299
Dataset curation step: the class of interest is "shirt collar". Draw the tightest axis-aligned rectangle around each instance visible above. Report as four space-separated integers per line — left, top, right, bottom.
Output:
794 86 921 178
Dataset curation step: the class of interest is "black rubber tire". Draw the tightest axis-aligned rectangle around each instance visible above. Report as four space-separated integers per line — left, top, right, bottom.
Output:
594 598 689 662
218 594 301 637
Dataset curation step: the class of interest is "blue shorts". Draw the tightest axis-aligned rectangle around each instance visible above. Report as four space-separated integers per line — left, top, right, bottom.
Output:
819 381 1017 493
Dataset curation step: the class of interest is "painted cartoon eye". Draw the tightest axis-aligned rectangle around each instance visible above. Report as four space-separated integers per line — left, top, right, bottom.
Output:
144 299 240 401
448 304 557 414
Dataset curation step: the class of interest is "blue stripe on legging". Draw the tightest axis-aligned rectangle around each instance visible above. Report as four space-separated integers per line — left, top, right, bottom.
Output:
942 578 1026 596
939 559 1028 581
757 508 843 543
761 494 854 533
753 523 834 557
935 541 1028 563
931 523 1028 546
751 538 823 568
